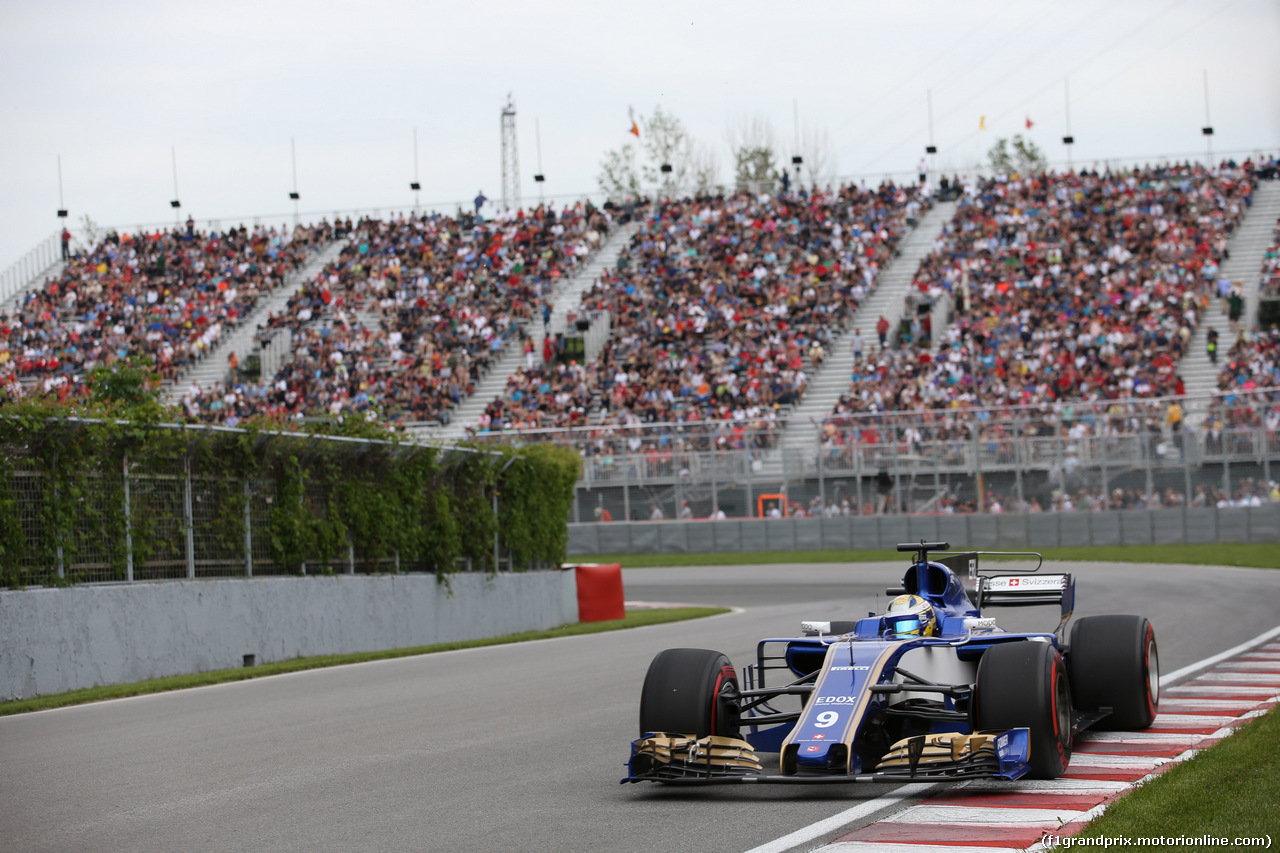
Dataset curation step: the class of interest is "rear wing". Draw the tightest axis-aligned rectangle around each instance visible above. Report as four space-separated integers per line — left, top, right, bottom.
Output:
977 573 1074 609
929 546 1075 636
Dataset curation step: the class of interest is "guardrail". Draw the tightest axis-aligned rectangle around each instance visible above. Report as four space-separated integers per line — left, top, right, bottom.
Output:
567 505 1280 555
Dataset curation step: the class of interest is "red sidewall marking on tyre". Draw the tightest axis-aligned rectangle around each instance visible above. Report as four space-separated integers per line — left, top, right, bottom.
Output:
709 665 734 737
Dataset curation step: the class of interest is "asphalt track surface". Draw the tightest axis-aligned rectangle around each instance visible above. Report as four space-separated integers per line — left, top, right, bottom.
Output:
3 560 1279 853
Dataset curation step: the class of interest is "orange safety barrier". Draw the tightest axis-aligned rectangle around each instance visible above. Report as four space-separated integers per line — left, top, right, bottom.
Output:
570 563 625 622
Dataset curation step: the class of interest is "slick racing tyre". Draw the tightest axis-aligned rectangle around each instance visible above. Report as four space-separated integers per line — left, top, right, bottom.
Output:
639 648 740 739
975 640 1073 779
1068 615 1159 730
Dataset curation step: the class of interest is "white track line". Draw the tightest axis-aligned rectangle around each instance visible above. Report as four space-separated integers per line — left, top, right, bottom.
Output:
744 622 1280 853
819 840 1018 845
740 783 941 853
1159 624 1280 685
882 804 1087 825
1164 685 1280 696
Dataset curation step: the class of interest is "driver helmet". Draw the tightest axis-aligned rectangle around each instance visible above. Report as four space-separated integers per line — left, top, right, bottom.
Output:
885 594 937 637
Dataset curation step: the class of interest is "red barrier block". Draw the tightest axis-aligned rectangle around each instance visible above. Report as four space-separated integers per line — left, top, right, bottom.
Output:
571 563 625 622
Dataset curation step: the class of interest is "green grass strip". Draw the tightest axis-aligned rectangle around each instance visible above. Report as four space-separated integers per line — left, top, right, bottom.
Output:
588 543 1280 570
0 606 726 717
1070 705 1280 847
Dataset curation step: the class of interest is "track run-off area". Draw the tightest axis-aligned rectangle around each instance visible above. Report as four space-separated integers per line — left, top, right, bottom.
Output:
2 560 1279 853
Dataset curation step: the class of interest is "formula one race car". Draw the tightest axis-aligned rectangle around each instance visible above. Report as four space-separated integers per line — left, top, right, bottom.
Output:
623 542 1159 785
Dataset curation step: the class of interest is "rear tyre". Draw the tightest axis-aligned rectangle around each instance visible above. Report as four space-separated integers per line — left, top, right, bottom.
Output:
1068 615 1159 730
638 648 740 739
975 641 1073 779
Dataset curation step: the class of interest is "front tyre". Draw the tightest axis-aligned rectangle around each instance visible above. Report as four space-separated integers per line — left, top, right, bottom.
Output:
638 648 740 739
1068 615 1159 730
975 641 1073 779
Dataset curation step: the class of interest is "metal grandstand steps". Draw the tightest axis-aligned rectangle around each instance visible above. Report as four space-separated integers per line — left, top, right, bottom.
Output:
1180 179 1280 405
164 239 348 404
1 259 67 316
423 221 639 440
764 199 959 474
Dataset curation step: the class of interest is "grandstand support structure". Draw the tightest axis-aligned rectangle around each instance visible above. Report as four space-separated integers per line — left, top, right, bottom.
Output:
427 221 639 441
164 239 349 405
500 95 520 212
1180 179 1280 410
768 199 959 468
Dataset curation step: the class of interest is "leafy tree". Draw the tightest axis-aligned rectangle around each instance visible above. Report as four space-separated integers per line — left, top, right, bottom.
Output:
79 214 102 248
597 143 642 200
638 107 699 196
799 123 837 188
597 107 718 200
84 359 168 422
987 134 1048 176
726 114 780 194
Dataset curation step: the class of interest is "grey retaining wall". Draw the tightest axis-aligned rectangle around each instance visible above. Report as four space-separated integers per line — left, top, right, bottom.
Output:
567 505 1280 555
0 571 578 701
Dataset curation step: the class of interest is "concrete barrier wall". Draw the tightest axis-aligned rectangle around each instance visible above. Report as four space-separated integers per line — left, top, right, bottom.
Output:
0 571 579 701
567 505 1280 555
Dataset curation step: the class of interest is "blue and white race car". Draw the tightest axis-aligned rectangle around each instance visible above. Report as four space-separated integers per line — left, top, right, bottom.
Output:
623 541 1159 784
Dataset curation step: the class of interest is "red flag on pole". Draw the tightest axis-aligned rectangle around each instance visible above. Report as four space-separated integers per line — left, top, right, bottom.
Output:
1025 116 1034 130
629 106 640 137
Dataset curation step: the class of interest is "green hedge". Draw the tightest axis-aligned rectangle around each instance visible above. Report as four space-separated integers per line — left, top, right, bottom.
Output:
0 401 580 586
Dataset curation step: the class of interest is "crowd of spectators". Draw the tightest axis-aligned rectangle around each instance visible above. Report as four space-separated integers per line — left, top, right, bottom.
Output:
821 161 1257 453
472 182 928 448
180 202 612 425
1 219 331 399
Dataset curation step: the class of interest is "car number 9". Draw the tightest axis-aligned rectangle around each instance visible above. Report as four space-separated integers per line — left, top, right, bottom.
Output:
814 711 839 728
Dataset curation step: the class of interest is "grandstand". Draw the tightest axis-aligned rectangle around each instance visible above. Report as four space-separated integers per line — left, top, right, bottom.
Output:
169 202 615 426
772 198 960 464
453 181 933 448
3 154 1278 523
2 221 334 400
1181 180 1280 404
163 238 348 405
430 219 639 439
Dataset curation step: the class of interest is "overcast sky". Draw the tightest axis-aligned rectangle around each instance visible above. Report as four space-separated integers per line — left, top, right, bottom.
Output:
2 0 1278 270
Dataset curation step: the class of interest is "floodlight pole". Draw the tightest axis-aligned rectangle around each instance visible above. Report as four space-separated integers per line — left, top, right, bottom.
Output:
56 155 70 237
500 94 521 212
927 89 936 175
1202 69 1214 169
291 137 300 227
1063 78 1074 172
413 128 421 214
171 146 181 224
793 98 802 188
535 118 544 205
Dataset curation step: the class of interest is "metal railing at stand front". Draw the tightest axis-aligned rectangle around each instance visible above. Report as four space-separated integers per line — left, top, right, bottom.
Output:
1 231 67 307
467 389 1280 522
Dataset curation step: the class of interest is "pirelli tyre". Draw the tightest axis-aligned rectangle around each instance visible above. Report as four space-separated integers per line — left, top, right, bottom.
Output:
975 640 1073 779
639 648 740 739
1068 615 1159 730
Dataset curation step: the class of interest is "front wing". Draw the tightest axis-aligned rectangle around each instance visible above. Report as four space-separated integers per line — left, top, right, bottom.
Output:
622 729 1031 784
